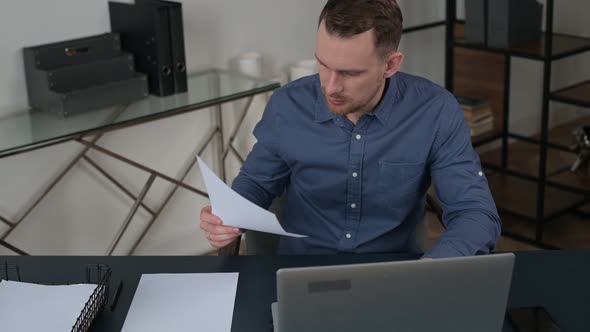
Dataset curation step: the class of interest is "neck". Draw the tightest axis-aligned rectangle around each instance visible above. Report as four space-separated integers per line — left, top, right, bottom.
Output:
345 79 388 125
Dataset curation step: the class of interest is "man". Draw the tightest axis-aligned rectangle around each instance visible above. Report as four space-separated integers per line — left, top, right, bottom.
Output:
200 0 500 258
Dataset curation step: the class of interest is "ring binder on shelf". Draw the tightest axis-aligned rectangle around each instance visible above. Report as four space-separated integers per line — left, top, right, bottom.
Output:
109 0 188 96
137 0 188 93
0 262 112 332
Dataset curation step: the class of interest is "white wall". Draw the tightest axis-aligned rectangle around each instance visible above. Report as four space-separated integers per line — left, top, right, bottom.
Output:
0 1 587 255
0 0 326 255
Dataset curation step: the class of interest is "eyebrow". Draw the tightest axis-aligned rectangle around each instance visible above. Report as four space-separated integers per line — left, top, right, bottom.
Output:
314 53 367 75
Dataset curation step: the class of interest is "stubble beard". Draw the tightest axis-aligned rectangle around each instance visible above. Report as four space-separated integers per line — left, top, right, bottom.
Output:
322 91 359 117
322 80 385 118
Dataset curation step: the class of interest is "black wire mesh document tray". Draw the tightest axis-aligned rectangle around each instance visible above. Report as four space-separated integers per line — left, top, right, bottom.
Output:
0 263 111 332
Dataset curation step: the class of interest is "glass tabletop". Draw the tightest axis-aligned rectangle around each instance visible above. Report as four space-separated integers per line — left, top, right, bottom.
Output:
0 69 280 157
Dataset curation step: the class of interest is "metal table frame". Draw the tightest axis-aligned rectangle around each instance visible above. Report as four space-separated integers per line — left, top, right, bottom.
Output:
0 69 279 256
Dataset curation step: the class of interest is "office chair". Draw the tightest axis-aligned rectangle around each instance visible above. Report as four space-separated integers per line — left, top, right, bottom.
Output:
218 190 444 256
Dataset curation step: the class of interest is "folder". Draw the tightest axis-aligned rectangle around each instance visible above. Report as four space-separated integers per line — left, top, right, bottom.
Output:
137 0 188 93
109 1 176 96
464 0 487 45
487 0 543 48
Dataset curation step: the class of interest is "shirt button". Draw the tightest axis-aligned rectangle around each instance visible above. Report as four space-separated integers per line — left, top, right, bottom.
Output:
346 233 352 239
351 203 357 209
352 172 358 178
478 171 483 176
355 134 362 140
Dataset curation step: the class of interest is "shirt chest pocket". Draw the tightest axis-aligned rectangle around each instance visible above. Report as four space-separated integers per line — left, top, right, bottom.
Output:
378 161 426 207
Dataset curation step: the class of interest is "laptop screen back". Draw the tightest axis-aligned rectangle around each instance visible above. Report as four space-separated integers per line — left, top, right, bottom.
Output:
275 253 515 332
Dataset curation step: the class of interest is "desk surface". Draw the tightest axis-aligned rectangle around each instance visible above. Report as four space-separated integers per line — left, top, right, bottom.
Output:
2 250 589 331
0 69 279 157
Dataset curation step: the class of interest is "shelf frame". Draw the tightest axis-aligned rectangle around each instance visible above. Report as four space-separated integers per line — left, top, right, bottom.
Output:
446 0 590 249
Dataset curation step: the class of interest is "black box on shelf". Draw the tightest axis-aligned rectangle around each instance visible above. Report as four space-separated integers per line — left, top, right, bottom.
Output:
109 0 187 96
23 33 149 116
487 0 543 49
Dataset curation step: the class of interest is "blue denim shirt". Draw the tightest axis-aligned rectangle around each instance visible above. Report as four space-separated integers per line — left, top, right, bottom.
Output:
232 72 500 258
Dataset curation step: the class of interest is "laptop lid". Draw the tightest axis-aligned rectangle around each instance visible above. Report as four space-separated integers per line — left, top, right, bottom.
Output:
274 253 515 332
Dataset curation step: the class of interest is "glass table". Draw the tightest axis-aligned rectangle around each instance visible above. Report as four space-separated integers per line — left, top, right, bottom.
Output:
0 69 280 255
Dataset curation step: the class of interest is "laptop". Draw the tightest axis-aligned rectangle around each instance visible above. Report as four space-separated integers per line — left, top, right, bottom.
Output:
272 253 515 332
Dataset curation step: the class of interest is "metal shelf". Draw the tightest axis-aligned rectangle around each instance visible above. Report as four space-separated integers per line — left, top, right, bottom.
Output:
403 20 446 34
551 80 590 108
447 1 590 248
454 25 590 61
486 171 588 223
472 130 502 148
479 139 576 178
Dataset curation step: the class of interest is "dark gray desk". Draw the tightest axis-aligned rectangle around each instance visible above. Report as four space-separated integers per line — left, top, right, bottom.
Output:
2 250 589 331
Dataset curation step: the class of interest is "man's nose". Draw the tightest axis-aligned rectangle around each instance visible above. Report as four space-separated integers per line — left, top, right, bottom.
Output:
325 72 343 96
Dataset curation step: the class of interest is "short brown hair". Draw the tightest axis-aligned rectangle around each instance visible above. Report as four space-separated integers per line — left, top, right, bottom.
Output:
318 0 403 57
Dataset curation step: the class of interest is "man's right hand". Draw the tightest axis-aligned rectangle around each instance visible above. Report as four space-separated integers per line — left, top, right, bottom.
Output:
199 205 243 248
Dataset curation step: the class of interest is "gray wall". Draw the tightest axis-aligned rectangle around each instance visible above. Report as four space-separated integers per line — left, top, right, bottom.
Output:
0 0 587 255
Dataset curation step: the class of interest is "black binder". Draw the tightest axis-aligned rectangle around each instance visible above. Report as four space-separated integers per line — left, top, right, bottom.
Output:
137 0 188 93
109 1 175 96
109 0 187 96
465 0 488 45
487 0 543 48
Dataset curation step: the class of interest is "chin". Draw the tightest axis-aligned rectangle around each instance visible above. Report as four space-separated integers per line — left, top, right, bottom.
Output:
326 101 353 115
327 106 349 116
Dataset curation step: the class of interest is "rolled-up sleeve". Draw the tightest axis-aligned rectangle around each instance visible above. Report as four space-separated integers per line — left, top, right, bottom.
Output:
424 95 501 258
231 93 291 209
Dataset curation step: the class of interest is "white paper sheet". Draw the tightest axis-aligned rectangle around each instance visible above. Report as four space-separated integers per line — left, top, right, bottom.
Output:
121 273 240 332
197 157 307 238
0 280 97 332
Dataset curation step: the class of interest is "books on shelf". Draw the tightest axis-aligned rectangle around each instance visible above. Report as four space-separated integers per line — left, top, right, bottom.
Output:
465 107 493 123
470 115 495 137
456 95 489 110
456 95 495 137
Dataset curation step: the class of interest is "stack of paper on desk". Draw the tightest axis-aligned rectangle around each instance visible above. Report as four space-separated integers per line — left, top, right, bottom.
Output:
197 157 307 238
0 280 97 332
121 273 240 332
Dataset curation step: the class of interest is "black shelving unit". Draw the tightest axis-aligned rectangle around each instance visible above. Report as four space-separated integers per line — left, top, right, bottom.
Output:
445 0 590 248
403 20 447 34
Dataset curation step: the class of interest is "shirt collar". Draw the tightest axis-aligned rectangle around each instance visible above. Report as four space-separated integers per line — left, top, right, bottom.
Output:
369 75 399 125
313 76 337 123
314 74 400 125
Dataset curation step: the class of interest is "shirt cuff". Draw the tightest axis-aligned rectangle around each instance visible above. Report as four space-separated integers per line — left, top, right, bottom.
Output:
422 242 467 259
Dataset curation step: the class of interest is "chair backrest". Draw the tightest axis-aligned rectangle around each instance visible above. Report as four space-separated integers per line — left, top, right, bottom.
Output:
244 194 284 255
243 192 444 256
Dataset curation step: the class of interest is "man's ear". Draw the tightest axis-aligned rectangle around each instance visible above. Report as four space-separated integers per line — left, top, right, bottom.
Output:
384 51 404 78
